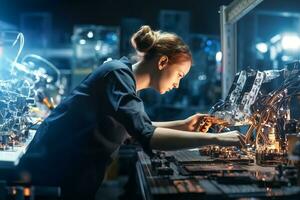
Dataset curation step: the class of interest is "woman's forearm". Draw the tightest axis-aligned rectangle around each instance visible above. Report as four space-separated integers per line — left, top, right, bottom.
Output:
152 120 185 130
150 127 217 151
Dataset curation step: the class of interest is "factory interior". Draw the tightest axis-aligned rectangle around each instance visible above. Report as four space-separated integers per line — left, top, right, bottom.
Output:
1 0 300 199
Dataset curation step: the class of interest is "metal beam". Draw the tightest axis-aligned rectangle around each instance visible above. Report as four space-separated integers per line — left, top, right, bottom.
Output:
226 0 264 24
220 5 237 99
220 0 264 98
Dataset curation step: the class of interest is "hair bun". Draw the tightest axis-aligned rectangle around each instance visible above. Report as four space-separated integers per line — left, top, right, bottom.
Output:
131 25 157 53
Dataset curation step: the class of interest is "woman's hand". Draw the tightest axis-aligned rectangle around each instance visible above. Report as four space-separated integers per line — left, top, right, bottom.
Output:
182 113 209 132
215 131 245 147
152 113 218 132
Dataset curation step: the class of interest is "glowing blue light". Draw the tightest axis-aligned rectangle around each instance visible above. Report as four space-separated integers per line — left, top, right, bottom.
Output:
206 40 212 46
79 39 86 45
106 33 118 43
95 45 101 51
281 34 300 50
256 42 268 53
282 55 291 61
270 34 281 44
215 51 222 62
0 47 3 58
198 74 207 81
87 31 94 38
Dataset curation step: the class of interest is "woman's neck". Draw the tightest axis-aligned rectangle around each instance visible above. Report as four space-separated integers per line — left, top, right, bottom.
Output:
132 60 152 91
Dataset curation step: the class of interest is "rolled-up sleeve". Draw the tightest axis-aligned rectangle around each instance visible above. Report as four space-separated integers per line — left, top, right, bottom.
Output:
103 69 156 156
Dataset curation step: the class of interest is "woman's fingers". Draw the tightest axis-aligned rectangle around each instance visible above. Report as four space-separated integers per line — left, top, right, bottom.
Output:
195 119 212 133
196 113 209 117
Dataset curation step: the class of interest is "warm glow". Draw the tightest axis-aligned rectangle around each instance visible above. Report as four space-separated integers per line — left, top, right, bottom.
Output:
23 187 31 197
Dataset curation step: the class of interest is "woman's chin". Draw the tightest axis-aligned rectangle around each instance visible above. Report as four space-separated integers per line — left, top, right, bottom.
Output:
159 89 167 94
156 87 168 94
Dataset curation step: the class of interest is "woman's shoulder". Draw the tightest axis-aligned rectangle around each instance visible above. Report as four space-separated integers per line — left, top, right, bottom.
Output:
80 57 133 87
93 57 132 77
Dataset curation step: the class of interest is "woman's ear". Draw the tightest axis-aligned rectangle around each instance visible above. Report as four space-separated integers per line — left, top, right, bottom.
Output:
158 56 168 70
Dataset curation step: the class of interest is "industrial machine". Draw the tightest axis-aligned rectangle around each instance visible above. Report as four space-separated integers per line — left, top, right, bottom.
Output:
0 31 65 168
195 61 300 165
137 149 300 200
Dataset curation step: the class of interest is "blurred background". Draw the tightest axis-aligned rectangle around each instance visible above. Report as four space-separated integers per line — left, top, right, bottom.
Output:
1 0 300 121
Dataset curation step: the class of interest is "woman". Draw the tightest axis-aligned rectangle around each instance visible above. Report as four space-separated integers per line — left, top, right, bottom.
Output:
18 25 243 199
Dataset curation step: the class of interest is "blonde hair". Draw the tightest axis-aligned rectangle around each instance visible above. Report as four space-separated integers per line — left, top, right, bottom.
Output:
131 25 192 64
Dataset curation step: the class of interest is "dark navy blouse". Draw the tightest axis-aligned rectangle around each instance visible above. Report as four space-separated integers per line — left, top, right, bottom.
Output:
18 57 156 198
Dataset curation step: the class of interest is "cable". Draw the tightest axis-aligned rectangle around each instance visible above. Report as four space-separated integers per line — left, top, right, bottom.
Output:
10 32 24 73
21 54 61 86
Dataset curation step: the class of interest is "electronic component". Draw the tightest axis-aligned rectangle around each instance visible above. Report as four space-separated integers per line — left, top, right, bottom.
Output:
136 150 300 199
0 79 35 151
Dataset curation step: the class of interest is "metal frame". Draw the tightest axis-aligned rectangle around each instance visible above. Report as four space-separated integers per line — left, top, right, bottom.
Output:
220 0 264 98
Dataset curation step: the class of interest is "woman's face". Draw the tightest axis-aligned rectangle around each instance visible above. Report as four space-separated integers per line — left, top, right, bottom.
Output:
154 57 191 94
